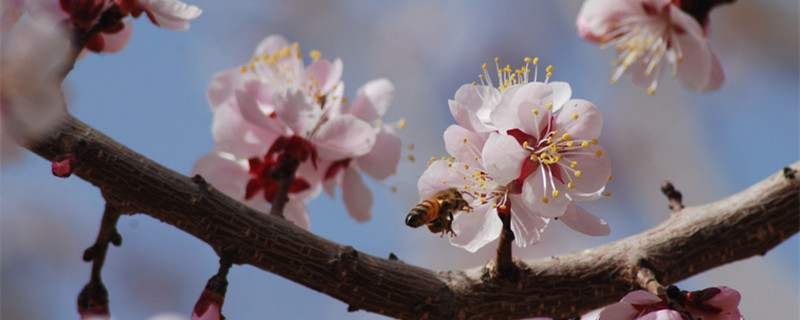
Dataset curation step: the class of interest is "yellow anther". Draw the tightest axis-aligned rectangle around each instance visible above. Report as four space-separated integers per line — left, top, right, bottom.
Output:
494 57 499 63
570 161 577 168
472 81 478 86
595 150 603 157
253 56 260 62
249 63 255 70
572 113 579 120
408 155 415 162
482 63 487 70
562 133 571 140
239 66 247 73
574 170 582 178
391 186 397 193
566 141 574 147
591 138 598 145
464 164 469 170
398 118 407 129
604 192 612 197
448 163 452 167
608 175 614 181
442 180 447 184
532 109 539 115
522 141 529 148
552 190 559 198
540 153 548 159
524 57 532 63
546 103 553 110
375 119 383 127
492 203 498 208
499 204 507 210
567 182 575 189
427 161 432 166
310 50 321 60
430 157 437 161
648 88 655 95
409 144 415 151
530 154 537 161
463 138 468 143
474 156 479 161
533 57 539 65
582 141 590 148
442 156 447 161
546 65 553 73
542 196 549 204
480 197 486 202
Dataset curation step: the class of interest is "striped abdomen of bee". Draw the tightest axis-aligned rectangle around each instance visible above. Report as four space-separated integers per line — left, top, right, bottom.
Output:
405 195 441 228
406 188 472 236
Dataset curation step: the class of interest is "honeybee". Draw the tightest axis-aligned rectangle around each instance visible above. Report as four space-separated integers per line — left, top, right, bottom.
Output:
405 188 472 237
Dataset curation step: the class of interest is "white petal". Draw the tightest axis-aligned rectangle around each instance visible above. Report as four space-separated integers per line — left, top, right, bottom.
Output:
508 194 550 247
235 89 282 132
347 78 395 122
314 114 376 160
283 198 311 230
137 0 202 31
510 82 553 138
191 152 249 200
342 166 373 222
273 88 318 135
254 34 290 57
559 204 610 236
547 81 572 112
481 133 527 186
521 168 570 218
207 68 249 109
356 125 401 180
449 203 502 252
99 21 133 53
443 125 487 170
554 99 603 140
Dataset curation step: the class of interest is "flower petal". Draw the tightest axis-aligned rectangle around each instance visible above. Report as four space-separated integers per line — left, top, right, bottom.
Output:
283 198 311 230
342 166 372 222
273 88 318 135
207 68 249 109
448 98 489 133
314 114 376 160
548 81 572 112
443 125 487 170
575 0 643 42
136 0 202 31
235 89 283 132
508 194 550 247
510 82 553 138
347 78 395 122
521 166 571 218
559 204 610 236
99 21 133 53
449 202 502 253
356 125 401 180
254 34 290 57
554 99 603 140
671 5 724 92
562 145 611 196
481 133 527 186
191 152 249 200
417 160 471 200
210 101 277 158
304 58 343 96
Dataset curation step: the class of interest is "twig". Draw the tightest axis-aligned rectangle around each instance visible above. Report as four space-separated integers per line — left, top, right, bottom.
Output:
26 115 800 319
661 181 685 212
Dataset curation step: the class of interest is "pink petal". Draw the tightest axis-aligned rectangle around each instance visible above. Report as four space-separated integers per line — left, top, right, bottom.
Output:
417 160 471 200
342 166 372 222
99 20 133 53
207 68 249 109
243 79 275 105
210 101 276 158
443 124 487 170
283 198 311 230
314 114 375 160
273 88 318 136
597 302 640 320
136 0 202 31
554 99 603 140
356 125 401 180
562 145 611 196
304 58 343 96
481 133 527 186
448 98 489 133
559 204 610 236
620 290 664 304
2 0 24 36
521 167 570 218
639 310 684 320
234 89 283 133
347 78 395 122
548 81 572 113
23 0 68 24
510 82 553 138
254 34 290 57
488 85 522 130
671 5 724 92
191 152 249 199
508 194 550 247
449 202 503 253
575 0 644 42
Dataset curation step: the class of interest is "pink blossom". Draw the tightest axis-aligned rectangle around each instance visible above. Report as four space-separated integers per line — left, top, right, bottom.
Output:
598 287 743 320
417 59 611 251
0 18 70 161
195 35 399 226
576 0 724 94
116 0 202 31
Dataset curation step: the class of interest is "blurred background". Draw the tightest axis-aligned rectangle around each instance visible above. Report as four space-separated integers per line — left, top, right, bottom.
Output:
2 1 797 319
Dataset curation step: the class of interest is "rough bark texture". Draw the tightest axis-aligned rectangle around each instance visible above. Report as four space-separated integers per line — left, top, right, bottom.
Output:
26 114 800 319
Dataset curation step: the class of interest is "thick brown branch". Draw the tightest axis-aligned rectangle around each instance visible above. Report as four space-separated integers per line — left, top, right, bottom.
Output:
26 114 800 319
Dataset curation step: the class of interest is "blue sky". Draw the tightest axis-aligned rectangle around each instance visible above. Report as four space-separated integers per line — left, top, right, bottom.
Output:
2 1 798 319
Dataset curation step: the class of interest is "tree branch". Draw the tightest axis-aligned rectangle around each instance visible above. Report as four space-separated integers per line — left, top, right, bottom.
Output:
26 114 799 319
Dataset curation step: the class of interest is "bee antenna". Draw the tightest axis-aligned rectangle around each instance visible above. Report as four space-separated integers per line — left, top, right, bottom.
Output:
460 191 477 199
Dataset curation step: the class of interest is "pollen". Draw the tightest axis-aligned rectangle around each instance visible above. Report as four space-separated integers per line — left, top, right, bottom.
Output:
566 141 574 147
391 186 397 193
463 138 468 143
375 119 383 127
591 138 598 145
552 190 559 198
464 164 469 170
499 204 507 210
430 157 437 161
608 175 614 181
582 141 590 148
604 192 612 197
408 155 415 162
239 66 247 73
546 65 553 73
542 196 549 204
546 103 553 110
574 170 582 178
310 50 321 60
562 133 570 140
442 180 447 184
522 141 529 148
567 182 575 189
595 150 603 157
398 118 407 129
532 109 539 115
572 113 579 120
409 144 415 151
533 57 539 65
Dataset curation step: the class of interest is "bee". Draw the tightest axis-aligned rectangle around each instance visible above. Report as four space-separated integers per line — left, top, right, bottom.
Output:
405 188 472 237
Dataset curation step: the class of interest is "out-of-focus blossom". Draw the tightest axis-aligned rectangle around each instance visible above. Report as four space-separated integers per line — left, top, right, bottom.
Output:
24 0 200 54
417 59 610 252
597 287 743 320
0 18 70 161
195 34 400 226
576 0 727 94
191 288 225 320
52 153 77 177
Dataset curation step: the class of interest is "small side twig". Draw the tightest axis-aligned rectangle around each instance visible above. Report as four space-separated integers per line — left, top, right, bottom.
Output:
661 181 684 212
636 260 666 296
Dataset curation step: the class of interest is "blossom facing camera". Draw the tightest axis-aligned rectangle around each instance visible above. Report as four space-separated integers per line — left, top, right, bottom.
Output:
576 0 731 94
418 58 611 252
597 287 743 320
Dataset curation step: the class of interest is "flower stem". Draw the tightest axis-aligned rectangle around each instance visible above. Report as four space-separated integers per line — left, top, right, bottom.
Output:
495 211 516 278
78 201 125 317
661 181 685 212
269 155 300 218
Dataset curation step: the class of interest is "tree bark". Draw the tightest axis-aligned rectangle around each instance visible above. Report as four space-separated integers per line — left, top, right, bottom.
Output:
26 114 800 319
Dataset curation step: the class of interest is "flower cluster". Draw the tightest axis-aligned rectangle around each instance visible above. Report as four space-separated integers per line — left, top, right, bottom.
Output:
598 287 743 320
576 0 725 94
419 58 612 252
24 0 201 54
193 35 400 229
